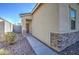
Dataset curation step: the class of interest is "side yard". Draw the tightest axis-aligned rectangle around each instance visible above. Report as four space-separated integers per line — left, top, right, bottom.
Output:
0 33 35 55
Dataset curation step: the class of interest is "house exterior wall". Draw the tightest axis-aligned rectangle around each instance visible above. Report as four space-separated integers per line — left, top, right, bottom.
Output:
4 21 12 33
32 3 79 51
0 18 13 42
22 20 28 34
50 3 79 51
21 3 79 51
21 14 32 35
59 3 79 33
32 3 59 47
29 21 32 33
10 23 13 32
59 4 70 33
22 17 27 34
77 5 79 30
0 21 4 41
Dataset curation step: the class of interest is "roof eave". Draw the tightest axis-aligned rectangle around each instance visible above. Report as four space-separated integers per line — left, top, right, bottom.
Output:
31 3 41 14
20 13 31 17
20 3 41 17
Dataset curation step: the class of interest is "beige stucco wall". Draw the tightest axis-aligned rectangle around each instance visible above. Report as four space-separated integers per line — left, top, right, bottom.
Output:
32 3 59 46
4 21 13 33
59 3 79 33
75 4 79 32
29 21 32 33
23 14 32 20
21 14 32 34
21 3 79 51
0 21 4 41
10 24 13 32
0 19 13 41
22 17 26 34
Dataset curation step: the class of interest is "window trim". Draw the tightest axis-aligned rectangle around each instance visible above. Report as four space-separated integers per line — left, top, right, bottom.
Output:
69 6 76 30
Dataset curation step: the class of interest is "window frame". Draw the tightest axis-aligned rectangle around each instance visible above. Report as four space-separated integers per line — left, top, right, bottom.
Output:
69 6 76 30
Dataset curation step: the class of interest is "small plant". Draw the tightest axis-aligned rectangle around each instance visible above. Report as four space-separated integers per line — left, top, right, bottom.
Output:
0 48 10 55
5 32 16 45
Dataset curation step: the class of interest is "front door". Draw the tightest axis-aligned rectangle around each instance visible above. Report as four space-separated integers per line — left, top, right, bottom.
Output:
26 23 29 33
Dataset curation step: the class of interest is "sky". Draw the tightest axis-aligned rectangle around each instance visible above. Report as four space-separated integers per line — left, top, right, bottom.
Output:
0 3 36 24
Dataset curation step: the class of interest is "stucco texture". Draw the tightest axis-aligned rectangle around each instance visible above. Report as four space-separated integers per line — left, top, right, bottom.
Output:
32 3 59 46
0 21 4 41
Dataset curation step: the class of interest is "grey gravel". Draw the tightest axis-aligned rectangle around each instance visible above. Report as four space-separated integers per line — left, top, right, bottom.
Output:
0 34 35 55
59 41 79 55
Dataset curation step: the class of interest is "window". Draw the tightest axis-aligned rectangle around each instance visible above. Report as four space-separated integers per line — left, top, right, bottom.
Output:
69 7 76 30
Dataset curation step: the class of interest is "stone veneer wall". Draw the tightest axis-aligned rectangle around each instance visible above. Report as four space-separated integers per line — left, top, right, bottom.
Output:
50 31 79 52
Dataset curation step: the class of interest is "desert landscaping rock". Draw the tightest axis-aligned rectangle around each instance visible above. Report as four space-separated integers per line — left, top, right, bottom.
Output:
0 34 35 55
59 41 79 55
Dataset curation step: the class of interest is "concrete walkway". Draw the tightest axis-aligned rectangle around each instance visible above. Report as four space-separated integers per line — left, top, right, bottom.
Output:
26 34 58 55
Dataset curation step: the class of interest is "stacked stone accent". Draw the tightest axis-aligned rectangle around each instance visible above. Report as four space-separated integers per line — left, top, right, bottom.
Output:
50 31 79 52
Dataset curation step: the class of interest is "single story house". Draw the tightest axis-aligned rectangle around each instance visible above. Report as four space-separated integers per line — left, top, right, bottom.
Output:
20 3 79 51
0 17 13 41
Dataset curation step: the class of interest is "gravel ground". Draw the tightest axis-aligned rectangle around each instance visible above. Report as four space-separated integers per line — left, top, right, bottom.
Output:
0 34 35 55
1 33 79 55
59 41 79 55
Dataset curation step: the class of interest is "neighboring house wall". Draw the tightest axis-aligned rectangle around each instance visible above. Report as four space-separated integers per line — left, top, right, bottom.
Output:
0 21 4 41
0 18 13 41
4 21 11 33
11 24 13 32
4 21 13 33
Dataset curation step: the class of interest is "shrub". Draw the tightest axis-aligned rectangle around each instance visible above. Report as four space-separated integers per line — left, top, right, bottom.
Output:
0 48 10 55
5 32 16 45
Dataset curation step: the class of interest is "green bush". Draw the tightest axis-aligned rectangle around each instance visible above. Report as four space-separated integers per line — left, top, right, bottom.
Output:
0 48 10 55
5 32 16 45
